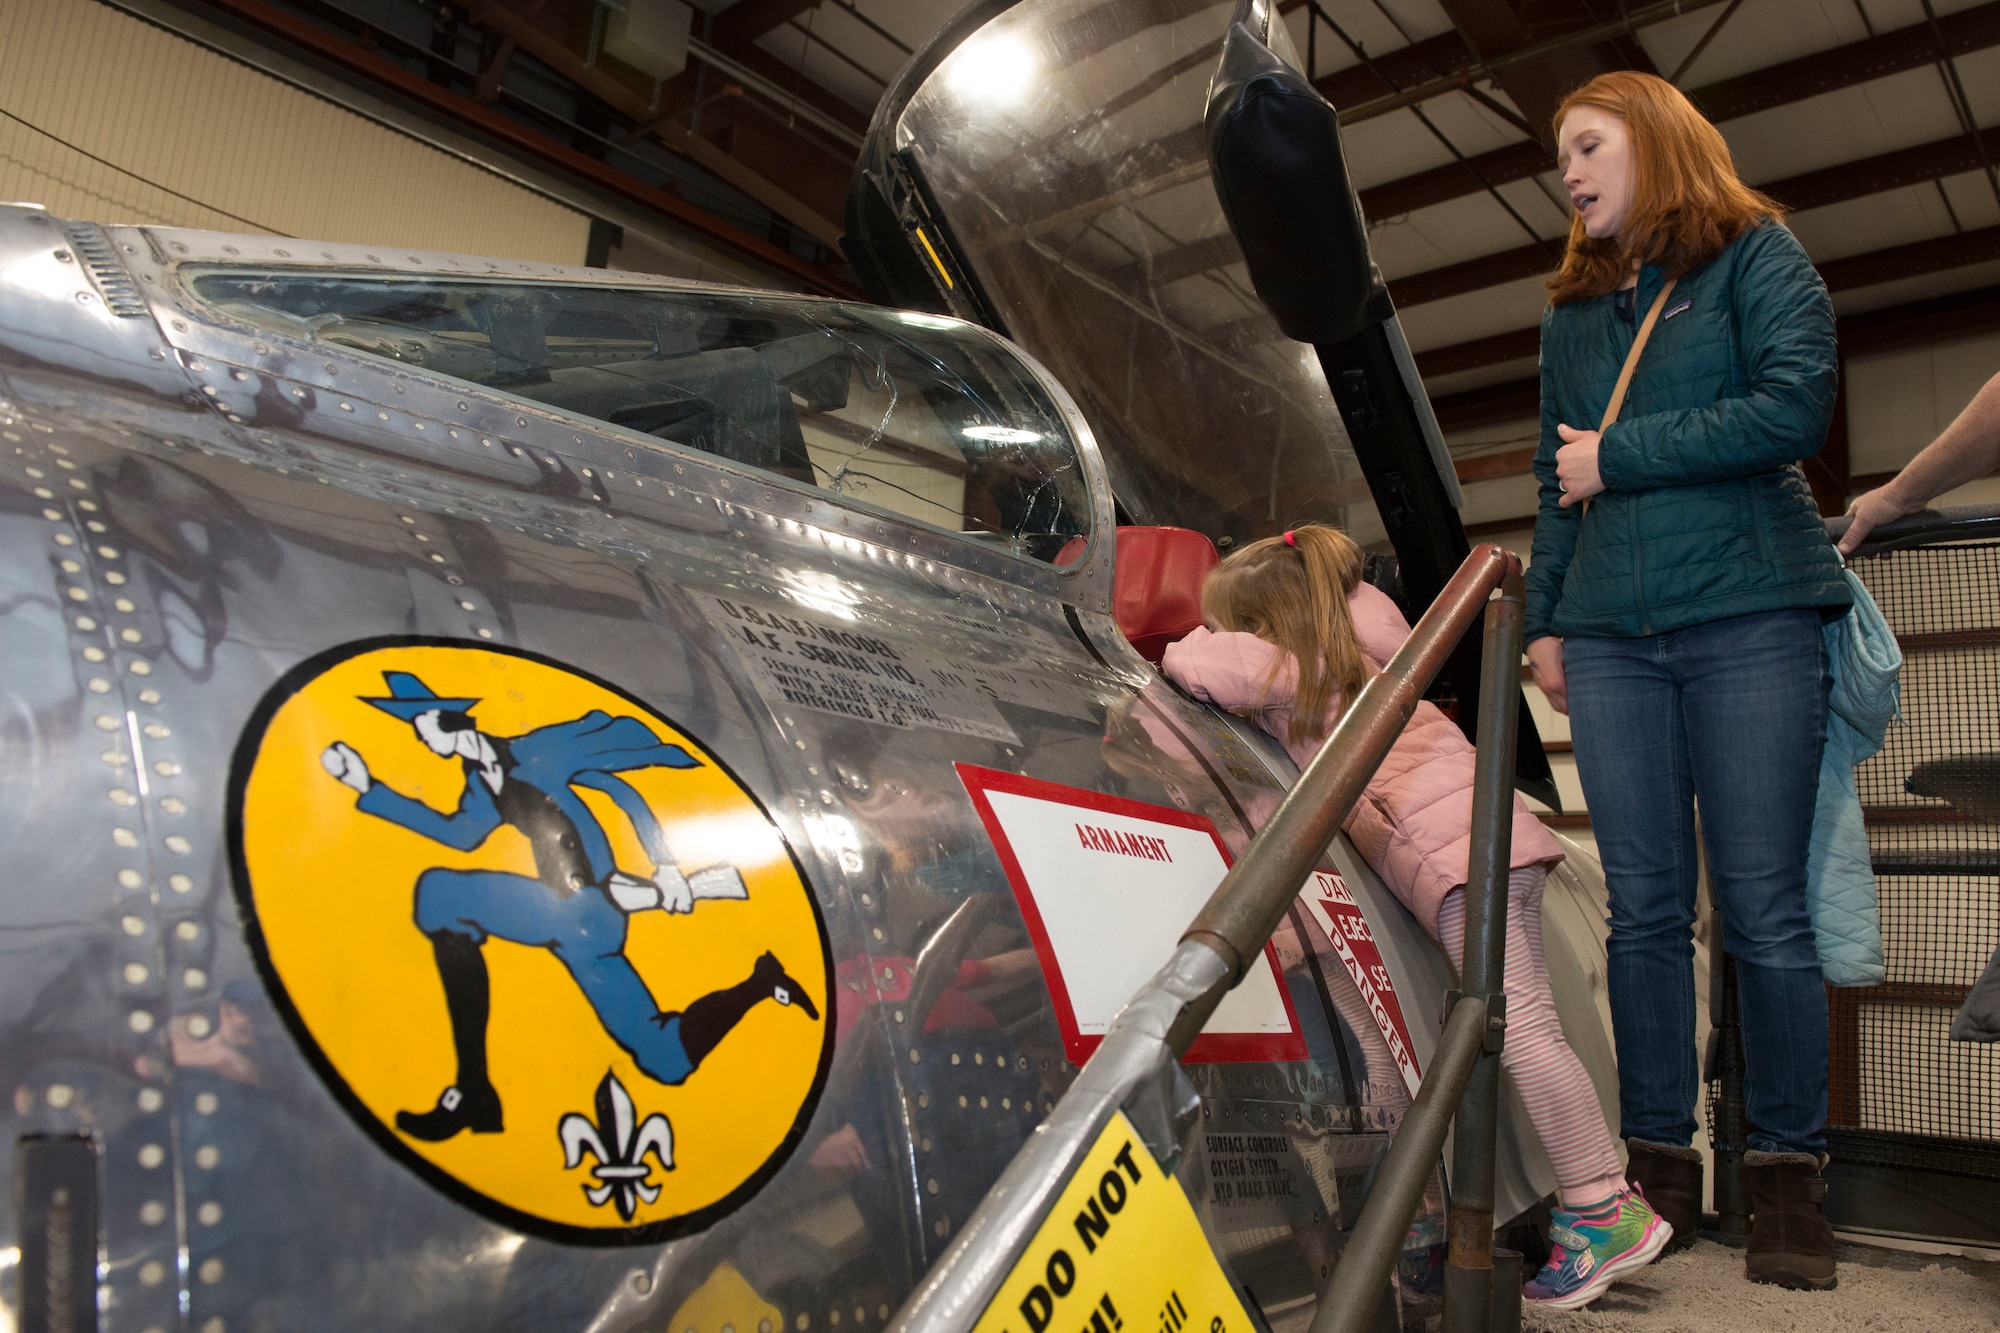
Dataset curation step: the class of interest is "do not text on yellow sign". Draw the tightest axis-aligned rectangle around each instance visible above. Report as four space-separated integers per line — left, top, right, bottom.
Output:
973 1111 1254 1333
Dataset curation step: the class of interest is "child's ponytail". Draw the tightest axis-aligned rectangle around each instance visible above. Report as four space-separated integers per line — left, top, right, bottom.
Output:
1200 524 1372 747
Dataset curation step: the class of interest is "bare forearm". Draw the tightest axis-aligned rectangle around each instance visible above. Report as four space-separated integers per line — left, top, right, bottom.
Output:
1883 373 2000 508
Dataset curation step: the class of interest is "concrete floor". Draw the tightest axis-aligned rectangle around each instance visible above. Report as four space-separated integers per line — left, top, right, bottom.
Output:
1521 1240 2000 1332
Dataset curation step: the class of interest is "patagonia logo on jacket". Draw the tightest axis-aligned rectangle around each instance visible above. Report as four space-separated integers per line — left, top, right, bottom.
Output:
1662 299 1692 320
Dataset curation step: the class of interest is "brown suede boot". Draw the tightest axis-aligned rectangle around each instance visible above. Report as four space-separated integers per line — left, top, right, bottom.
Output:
1744 1151 1837 1290
1625 1139 1701 1253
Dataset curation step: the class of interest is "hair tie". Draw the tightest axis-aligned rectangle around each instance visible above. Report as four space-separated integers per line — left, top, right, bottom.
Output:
1282 530 1297 547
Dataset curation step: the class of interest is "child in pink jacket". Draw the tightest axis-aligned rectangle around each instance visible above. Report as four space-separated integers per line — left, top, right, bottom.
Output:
1162 524 1670 1311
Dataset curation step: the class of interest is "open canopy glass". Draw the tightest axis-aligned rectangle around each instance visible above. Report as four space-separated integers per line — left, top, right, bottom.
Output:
852 0 1387 551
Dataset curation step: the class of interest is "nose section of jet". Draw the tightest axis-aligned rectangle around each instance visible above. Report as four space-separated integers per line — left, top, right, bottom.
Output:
0 208 186 399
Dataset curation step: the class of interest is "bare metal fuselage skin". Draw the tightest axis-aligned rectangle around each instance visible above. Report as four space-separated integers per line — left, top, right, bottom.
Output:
0 208 1611 1332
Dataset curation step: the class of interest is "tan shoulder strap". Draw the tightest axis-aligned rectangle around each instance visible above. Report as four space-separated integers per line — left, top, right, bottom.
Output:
1599 277 1677 432
1580 277 1677 516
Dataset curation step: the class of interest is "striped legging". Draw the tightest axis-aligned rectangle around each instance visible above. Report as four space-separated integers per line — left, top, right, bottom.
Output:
1434 865 1626 1207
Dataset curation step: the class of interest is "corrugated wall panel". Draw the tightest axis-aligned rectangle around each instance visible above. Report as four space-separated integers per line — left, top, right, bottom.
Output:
0 0 590 263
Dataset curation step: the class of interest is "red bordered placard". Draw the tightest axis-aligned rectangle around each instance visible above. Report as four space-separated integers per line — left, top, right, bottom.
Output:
955 763 1306 1065
1299 870 1422 1097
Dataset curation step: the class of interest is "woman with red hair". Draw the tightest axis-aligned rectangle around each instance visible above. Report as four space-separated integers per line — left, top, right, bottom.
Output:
1523 71 1851 1291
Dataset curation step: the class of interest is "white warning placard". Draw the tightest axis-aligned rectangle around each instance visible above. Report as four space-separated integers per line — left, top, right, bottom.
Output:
957 764 1306 1064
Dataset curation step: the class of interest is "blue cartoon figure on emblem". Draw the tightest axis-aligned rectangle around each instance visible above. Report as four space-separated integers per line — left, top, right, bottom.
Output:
320 671 822 1143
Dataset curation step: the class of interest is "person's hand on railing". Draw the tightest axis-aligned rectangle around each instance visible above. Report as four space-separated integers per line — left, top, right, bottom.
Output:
1527 636 1568 715
1837 370 2000 556
1837 484 1927 556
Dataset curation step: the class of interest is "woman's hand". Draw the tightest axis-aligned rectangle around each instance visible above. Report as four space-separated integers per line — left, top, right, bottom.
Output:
1526 637 1569 715
1554 424 1605 507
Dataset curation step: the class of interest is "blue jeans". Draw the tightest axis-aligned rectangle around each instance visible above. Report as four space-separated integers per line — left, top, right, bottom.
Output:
1564 609 1830 1155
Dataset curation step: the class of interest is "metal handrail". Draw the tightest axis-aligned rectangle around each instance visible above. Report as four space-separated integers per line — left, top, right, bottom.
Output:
1314 547 1526 1333
886 543 1528 1333
1827 501 2000 555
1311 994 1490 1333
1177 544 1522 1007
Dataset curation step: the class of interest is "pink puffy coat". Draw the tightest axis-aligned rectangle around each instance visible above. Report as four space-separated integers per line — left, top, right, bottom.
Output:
1161 582 1563 935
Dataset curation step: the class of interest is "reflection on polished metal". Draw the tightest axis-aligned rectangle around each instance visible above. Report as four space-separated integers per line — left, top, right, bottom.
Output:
889 545 1523 1333
1335 0 1731 126
0 186 1617 1331
0 200 1374 1327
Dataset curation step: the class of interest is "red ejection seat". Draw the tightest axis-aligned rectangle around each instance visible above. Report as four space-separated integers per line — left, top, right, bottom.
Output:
1055 526 1221 664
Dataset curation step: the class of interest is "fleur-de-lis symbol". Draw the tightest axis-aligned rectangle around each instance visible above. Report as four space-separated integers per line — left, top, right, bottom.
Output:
558 1070 674 1220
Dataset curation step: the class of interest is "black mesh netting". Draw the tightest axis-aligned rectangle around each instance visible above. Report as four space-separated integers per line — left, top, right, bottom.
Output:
1708 542 2000 1176
1835 544 1999 1162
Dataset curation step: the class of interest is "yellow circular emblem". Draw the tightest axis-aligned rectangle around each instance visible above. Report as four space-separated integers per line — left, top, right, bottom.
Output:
229 639 832 1243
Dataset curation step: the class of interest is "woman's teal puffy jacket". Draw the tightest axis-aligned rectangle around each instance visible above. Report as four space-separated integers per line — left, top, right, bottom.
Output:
1525 221 1852 643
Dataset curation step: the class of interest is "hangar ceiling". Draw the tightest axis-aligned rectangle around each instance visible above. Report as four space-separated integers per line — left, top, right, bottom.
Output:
23 0 2000 512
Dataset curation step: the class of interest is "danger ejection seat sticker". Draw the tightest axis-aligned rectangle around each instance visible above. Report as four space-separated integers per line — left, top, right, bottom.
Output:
955 765 1305 1065
1298 871 1421 1097
227 639 833 1244
970 1110 1254 1333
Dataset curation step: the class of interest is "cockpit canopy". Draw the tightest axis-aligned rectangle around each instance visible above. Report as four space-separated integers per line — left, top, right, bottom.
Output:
189 269 1096 564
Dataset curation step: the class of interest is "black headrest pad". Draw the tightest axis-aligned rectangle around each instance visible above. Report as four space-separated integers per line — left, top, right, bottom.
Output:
1204 22 1393 346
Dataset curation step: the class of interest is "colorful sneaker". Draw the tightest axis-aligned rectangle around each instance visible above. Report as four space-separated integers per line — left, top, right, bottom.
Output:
1394 1241 1444 1301
1521 1188 1674 1311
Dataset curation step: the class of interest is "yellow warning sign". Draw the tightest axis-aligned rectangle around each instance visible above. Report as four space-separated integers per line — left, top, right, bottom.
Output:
971 1111 1254 1333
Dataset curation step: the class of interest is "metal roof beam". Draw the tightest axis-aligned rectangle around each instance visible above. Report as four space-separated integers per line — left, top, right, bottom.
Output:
708 0 828 49
1433 378 1542 432
1414 230 2000 378
449 0 848 246
638 0 878 133
1359 140 1552 221
1693 0 2000 122
472 32 516 105
1342 0 1707 125
1769 125 2000 213
189 0 858 291
1415 326 1543 379
1391 239 1552 307
1312 32 1474 108
1354 0 2000 223
1838 281 2000 355
1375 123 2000 311
1452 444 1539 483
1428 0 1656 142
1434 284 2000 472
683 38 871 138
1817 223 2000 291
